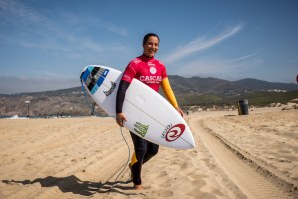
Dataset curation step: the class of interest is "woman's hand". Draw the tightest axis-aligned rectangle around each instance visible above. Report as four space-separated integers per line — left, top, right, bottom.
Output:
116 113 127 127
176 107 184 117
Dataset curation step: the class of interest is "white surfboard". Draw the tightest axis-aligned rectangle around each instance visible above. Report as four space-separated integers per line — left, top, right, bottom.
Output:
80 65 195 149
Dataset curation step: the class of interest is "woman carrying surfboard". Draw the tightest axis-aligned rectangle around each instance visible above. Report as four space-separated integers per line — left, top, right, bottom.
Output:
116 33 183 190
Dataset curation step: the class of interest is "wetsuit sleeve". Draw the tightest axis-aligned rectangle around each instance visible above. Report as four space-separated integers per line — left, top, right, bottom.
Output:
161 77 179 108
116 80 130 113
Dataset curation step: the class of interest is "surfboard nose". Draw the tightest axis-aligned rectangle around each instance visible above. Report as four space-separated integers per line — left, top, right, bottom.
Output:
181 126 195 149
189 140 196 148
186 138 196 149
182 130 196 149
173 134 195 150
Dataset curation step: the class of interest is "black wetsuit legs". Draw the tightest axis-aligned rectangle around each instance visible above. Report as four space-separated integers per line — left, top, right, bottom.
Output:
130 131 159 185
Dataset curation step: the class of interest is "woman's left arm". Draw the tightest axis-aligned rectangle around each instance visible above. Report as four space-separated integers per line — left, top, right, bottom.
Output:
161 77 184 116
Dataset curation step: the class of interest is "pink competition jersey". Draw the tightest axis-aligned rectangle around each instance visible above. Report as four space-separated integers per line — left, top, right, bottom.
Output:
121 55 168 92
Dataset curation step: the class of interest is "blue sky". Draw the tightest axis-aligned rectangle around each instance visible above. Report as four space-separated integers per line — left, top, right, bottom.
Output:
0 0 297 94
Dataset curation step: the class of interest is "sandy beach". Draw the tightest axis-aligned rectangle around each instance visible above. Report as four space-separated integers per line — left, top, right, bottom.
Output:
0 107 297 199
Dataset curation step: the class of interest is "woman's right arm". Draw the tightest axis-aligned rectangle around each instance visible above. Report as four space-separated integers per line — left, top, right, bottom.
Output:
115 80 130 126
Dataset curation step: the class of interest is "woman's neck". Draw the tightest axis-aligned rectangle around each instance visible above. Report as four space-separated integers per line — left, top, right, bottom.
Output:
142 54 154 59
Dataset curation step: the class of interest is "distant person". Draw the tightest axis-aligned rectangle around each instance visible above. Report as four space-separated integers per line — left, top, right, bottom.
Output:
115 33 184 190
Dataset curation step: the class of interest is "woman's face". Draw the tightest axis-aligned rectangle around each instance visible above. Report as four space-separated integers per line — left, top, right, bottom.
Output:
143 36 159 57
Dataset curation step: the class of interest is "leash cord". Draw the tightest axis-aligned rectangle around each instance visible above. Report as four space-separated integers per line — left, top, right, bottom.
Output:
81 80 131 183
114 127 131 183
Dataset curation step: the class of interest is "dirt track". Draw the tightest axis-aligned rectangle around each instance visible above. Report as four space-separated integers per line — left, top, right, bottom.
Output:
190 117 294 199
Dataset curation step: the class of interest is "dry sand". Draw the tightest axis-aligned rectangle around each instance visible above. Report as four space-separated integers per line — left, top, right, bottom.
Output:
0 107 297 199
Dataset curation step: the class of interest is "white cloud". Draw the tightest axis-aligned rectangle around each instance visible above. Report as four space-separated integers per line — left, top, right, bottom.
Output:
170 53 263 81
0 0 127 55
163 24 244 64
104 22 128 37
231 53 258 62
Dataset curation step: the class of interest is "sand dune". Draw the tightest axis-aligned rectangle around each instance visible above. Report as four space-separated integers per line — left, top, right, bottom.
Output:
0 108 297 198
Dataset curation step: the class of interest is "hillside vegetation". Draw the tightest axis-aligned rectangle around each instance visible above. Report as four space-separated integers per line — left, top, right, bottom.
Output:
0 76 297 117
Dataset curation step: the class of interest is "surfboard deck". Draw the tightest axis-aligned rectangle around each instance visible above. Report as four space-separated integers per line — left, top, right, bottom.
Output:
80 65 195 149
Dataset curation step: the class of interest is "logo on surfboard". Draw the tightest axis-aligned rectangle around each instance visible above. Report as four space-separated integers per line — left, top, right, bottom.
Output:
134 122 149 137
80 66 109 95
103 81 116 96
162 124 185 142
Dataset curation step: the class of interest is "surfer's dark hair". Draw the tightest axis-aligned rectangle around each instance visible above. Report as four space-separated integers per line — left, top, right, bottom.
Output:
143 33 160 45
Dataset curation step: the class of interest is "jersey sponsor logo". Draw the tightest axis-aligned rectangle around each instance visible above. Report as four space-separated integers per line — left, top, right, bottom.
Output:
139 75 162 83
150 66 157 74
134 122 149 137
148 62 155 66
162 124 185 142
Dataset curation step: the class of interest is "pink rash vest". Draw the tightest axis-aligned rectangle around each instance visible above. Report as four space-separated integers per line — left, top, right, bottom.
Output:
121 55 168 92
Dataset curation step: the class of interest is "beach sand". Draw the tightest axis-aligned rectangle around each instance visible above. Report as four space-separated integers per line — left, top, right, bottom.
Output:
0 107 297 199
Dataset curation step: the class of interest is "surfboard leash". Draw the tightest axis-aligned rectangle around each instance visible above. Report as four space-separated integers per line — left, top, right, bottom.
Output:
81 80 131 184
113 127 131 183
